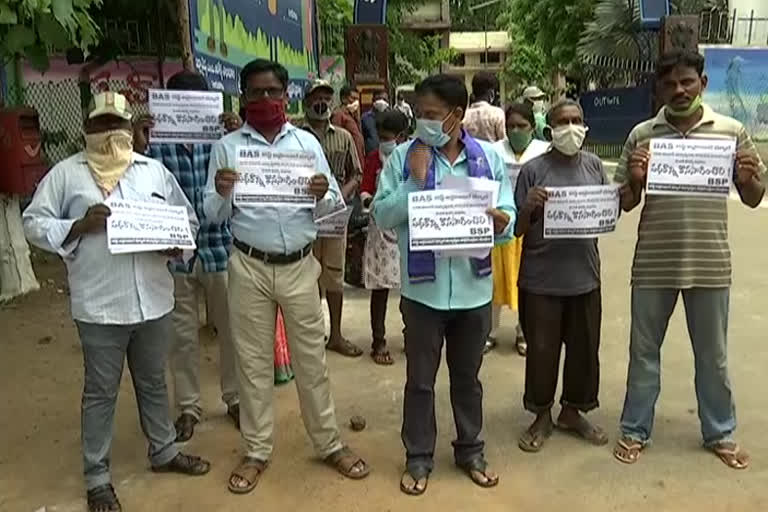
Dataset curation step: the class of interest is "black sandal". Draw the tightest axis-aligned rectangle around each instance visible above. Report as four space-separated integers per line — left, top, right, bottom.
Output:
87 484 121 512
400 465 430 496
174 413 198 442
152 453 211 476
457 457 499 488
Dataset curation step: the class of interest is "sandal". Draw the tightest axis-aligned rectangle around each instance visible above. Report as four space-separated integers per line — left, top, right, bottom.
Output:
457 457 499 488
152 453 211 476
400 466 430 496
324 446 371 479
613 437 644 464
518 420 554 453
174 413 198 443
371 345 394 366
556 416 609 446
87 484 121 512
710 441 750 470
515 336 527 357
228 457 268 494
483 337 497 355
228 404 240 430
327 337 364 358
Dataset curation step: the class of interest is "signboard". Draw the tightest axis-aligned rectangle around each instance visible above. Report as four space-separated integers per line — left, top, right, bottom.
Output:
543 186 620 239
408 190 494 252
148 89 224 144
234 147 317 207
639 0 670 29
646 138 736 197
188 0 319 96
107 199 196 254
581 86 653 144
354 0 388 24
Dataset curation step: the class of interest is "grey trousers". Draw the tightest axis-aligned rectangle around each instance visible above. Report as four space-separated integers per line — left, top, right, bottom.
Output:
400 297 490 473
75 315 179 491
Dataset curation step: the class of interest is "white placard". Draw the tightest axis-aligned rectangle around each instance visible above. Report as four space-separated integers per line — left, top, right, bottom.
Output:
148 89 224 144
647 138 736 197
436 175 498 258
106 199 196 254
543 185 620 239
234 147 317 208
316 207 352 238
409 190 494 252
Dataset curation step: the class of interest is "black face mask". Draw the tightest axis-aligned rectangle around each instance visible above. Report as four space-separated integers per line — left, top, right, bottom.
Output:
307 100 331 120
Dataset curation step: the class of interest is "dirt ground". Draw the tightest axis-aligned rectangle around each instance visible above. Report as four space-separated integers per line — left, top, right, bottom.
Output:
3 201 768 512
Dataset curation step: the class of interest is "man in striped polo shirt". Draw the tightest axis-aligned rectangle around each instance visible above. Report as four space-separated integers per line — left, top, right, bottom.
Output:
613 50 765 469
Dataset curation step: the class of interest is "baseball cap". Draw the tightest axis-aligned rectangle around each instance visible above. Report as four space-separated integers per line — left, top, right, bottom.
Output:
522 86 545 100
88 91 133 121
305 79 334 96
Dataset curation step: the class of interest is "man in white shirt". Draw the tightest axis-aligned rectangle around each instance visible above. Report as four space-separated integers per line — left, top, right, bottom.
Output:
23 92 210 512
463 72 506 143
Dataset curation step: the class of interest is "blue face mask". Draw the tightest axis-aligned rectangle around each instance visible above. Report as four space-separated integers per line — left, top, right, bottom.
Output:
379 140 397 157
415 112 455 148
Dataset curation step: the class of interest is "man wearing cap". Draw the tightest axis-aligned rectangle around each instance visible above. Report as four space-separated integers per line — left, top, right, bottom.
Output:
23 92 211 512
205 59 370 495
300 79 364 357
522 86 548 141
133 70 243 443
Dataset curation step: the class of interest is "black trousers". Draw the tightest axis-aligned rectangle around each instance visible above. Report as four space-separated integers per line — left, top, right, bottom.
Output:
519 288 601 414
370 289 389 347
400 297 490 473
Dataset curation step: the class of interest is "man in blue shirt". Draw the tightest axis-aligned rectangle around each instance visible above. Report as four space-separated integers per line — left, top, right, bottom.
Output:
133 70 242 443
374 74 516 495
204 59 370 495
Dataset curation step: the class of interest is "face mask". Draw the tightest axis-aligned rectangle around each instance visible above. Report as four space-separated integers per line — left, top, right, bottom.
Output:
379 140 397 157
347 100 360 113
507 129 533 153
551 123 588 156
415 111 457 148
307 100 331 120
666 94 703 118
373 99 389 112
85 129 134 194
246 98 286 133
532 100 545 114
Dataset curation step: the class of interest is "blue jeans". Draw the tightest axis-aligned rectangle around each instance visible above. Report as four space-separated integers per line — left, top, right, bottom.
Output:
75 315 179 491
620 287 736 446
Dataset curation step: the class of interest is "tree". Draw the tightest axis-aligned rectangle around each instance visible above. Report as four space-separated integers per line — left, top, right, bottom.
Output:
578 0 642 62
499 29 548 100
318 0 353 56
0 0 102 72
499 0 597 75
450 0 505 32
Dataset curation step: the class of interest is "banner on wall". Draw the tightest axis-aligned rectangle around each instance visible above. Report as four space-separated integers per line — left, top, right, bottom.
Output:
354 0 387 24
188 0 319 98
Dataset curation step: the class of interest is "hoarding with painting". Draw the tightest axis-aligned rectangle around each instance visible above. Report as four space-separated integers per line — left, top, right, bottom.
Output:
189 0 319 98
702 46 768 142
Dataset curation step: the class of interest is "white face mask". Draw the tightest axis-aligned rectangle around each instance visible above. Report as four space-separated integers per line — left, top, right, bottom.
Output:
373 99 389 112
532 100 546 114
550 123 588 156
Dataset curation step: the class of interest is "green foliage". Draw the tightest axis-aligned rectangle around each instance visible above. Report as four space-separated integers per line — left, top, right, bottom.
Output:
0 0 102 71
578 0 641 61
499 0 597 74
318 0 352 55
500 29 548 100
450 0 505 31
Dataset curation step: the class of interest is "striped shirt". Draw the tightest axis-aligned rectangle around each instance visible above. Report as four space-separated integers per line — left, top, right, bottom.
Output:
614 104 766 289
299 121 362 186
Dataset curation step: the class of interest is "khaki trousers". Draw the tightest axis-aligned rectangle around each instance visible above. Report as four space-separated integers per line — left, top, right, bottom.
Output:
171 261 238 419
228 248 343 461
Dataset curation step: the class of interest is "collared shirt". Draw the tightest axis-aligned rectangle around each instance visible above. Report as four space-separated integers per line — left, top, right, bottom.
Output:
492 138 550 193
297 120 362 186
147 143 232 273
331 107 365 163
372 139 517 311
23 153 199 325
204 122 341 254
615 104 766 289
463 101 506 143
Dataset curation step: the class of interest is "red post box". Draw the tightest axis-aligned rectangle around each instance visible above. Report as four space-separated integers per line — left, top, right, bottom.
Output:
0 107 49 196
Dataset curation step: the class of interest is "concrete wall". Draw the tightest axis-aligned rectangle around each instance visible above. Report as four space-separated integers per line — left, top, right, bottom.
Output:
731 0 768 45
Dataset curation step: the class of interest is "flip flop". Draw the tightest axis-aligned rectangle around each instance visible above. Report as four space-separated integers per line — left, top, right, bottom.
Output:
457 457 499 488
518 421 554 452
614 438 644 464
400 466 430 496
556 417 609 446
371 347 394 365
327 337 364 357
710 441 750 470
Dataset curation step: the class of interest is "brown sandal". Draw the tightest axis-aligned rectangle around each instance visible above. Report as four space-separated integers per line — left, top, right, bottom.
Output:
324 447 371 479
710 441 750 470
228 457 268 494
613 437 644 464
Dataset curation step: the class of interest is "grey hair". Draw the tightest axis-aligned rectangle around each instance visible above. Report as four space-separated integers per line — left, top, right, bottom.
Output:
546 98 584 125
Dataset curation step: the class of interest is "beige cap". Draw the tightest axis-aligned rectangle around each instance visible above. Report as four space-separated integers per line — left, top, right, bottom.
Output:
88 91 133 121
522 86 545 100
305 79 334 96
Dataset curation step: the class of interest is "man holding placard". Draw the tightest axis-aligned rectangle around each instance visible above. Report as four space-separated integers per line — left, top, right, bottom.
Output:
23 92 209 512
374 74 514 495
613 50 765 470
514 99 612 453
133 70 243 443
300 79 364 358
204 59 370 495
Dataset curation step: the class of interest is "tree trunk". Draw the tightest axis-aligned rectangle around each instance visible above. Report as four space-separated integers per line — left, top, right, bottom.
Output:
177 0 196 71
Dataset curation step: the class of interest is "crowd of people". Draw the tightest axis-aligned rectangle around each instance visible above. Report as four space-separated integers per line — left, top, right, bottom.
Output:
20 49 766 511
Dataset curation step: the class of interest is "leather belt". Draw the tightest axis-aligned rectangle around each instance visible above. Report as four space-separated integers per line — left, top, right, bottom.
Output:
234 239 312 265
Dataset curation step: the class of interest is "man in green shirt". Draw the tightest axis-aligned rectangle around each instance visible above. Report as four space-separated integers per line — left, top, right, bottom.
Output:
613 50 765 470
